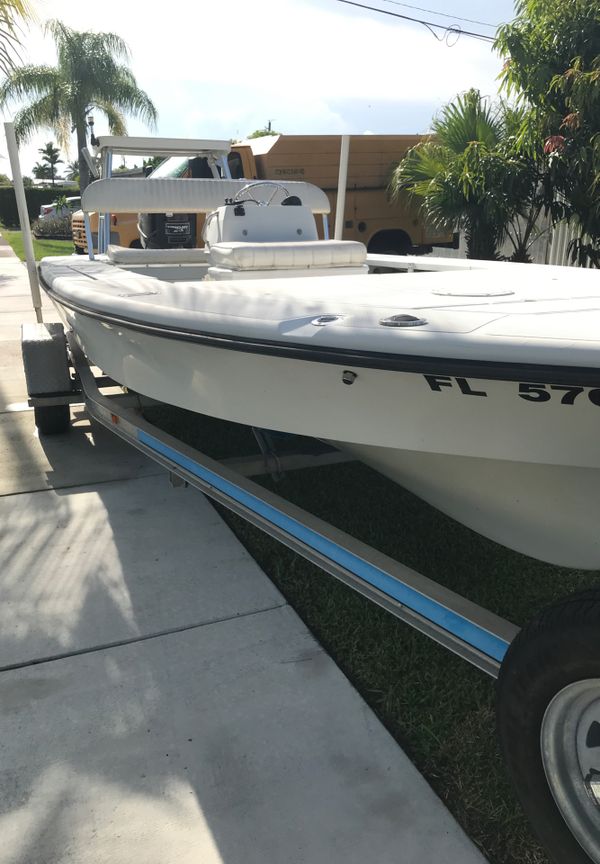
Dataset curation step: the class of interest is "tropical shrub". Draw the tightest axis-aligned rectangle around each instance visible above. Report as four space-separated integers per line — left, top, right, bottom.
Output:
32 213 72 239
390 90 546 261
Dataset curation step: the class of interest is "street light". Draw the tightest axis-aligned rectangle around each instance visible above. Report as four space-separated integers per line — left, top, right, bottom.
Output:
87 113 98 147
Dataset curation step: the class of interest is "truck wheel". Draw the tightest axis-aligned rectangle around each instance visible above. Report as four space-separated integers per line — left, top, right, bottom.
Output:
368 232 412 273
497 589 600 864
34 404 70 435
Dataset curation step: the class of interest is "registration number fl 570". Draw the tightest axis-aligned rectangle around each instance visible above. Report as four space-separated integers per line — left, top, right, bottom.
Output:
424 375 600 406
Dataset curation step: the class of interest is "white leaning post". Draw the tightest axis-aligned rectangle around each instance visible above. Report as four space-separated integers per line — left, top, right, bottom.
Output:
4 121 43 323
218 154 232 178
100 146 111 254
84 212 95 260
333 135 350 241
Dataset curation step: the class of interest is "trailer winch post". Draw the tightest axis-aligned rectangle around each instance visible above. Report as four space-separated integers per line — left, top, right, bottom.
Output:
4 121 43 323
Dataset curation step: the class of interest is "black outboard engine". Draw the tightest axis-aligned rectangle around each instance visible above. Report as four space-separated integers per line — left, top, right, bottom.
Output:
138 155 215 249
139 212 197 249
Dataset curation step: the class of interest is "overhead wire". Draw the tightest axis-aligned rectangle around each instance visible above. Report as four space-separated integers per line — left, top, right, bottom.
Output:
379 0 499 29
332 0 497 43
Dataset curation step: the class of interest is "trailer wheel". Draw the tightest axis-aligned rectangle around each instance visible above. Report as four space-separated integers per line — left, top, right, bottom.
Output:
34 404 70 435
497 589 600 864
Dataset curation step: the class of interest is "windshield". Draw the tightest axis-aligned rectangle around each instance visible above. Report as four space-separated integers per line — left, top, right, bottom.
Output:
149 155 223 179
150 156 189 178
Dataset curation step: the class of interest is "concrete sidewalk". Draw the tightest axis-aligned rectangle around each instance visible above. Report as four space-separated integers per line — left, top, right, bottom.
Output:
0 252 487 863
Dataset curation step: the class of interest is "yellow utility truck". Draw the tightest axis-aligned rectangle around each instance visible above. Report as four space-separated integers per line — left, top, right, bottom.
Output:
231 134 453 254
72 134 454 254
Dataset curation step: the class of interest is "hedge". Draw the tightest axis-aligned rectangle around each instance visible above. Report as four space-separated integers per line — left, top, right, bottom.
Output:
0 185 80 228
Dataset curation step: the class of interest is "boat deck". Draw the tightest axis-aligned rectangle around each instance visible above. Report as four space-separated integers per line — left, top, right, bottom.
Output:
40 253 600 368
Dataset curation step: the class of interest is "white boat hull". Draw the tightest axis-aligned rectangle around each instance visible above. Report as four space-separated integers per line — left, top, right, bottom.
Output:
343 444 600 570
57 303 600 569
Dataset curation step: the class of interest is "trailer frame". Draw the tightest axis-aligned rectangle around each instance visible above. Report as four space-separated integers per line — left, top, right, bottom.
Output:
28 332 519 679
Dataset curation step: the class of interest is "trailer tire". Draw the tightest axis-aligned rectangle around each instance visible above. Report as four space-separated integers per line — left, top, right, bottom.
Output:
497 589 600 864
34 404 70 435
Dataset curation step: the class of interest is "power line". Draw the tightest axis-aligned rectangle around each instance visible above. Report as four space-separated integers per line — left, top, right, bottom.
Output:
332 0 496 43
334 0 495 41
380 0 499 29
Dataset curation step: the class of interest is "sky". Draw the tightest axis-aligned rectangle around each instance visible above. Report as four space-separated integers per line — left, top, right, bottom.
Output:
0 0 517 177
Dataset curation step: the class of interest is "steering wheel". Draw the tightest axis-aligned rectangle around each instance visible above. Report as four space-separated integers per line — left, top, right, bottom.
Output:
232 181 290 206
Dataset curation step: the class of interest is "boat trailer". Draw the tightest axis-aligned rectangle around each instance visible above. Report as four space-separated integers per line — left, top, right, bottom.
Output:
23 322 518 678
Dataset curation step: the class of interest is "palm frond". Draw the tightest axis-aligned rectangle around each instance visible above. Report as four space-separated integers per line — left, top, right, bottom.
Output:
92 98 127 135
45 19 130 71
53 114 71 151
392 142 449 191
101 70 157 128
432 89 502 153
13 94 67 143
0 64 60 105
0 0 34 75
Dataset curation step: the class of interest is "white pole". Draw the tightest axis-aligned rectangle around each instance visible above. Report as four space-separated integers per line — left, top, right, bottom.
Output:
97 146 111 254
334 135 350 240
4 121 43 322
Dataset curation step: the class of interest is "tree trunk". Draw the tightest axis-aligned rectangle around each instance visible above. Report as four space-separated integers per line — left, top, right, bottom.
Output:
509 246 532 263
75 120 90 193
464 217 498 261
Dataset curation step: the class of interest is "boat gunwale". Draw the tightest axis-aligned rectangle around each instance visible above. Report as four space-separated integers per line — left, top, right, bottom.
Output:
40 274 600 387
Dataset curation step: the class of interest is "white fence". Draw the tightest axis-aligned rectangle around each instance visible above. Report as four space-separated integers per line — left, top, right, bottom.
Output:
430 219 596 268
546 221 594 268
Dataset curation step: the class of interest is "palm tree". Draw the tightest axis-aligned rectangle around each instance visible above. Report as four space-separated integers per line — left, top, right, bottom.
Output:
390 89 543 260
38 140 62 186
31 160 51 180
64 159 79 182
0 19 157 190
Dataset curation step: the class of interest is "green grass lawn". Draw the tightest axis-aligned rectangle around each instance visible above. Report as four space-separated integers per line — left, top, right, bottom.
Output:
145 404 600 864
1 229 74 261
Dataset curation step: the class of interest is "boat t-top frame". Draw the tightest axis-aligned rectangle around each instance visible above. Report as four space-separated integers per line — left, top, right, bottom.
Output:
82 135 235 256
